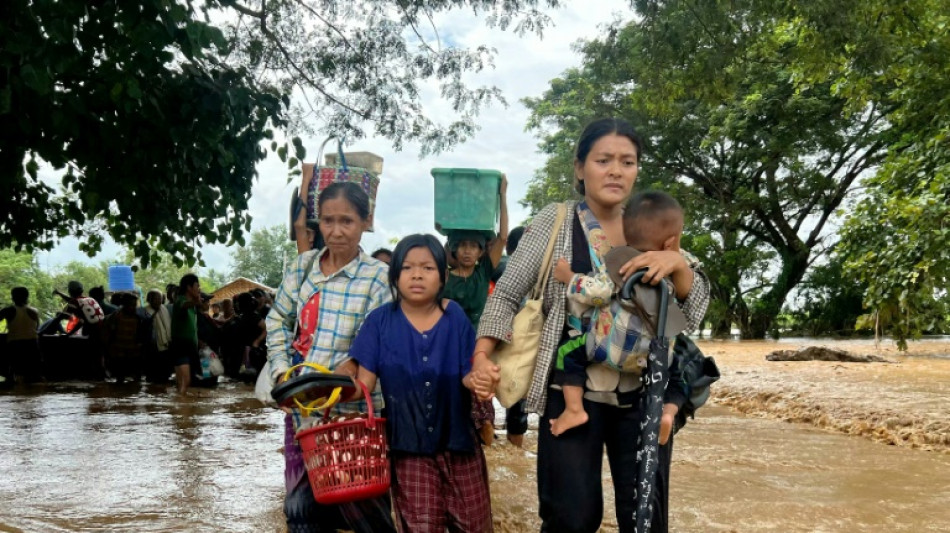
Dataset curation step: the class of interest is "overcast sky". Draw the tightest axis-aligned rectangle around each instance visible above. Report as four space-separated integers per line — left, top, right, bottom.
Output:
36 1 632 276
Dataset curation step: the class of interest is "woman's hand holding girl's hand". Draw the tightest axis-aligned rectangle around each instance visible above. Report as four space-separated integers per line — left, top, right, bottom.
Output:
470 351 500 400
554 258 575 285
466 371 496 401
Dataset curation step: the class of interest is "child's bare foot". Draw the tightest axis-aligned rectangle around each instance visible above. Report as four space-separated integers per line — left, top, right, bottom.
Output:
550 408 589 436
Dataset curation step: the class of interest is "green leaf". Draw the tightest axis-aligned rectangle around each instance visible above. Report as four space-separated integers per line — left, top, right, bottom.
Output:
126 79 142 100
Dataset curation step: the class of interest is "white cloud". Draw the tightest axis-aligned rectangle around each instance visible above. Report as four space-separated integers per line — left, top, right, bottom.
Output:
37 1 632 274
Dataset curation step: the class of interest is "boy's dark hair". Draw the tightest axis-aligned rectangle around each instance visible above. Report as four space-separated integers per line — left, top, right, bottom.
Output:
11 287 29 305
89 286 106 301
234 292 256 315
574 117 643 196
179 273 200 294
388 234 447 311
371 248 393 260
67 280 84 297
622 191 683 249
318 182 370 221
506 226 525 256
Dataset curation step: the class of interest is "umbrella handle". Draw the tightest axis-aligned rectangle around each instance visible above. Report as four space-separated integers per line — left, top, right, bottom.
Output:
620 270 670 338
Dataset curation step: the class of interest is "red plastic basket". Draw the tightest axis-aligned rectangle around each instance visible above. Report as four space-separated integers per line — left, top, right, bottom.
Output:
294 380 390 505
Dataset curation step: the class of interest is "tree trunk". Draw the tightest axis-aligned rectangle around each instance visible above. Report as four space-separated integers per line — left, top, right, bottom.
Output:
745 249 811 338
711 316 733 338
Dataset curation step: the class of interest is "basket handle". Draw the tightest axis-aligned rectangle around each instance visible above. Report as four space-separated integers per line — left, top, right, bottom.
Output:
316 137 334 167
336 139 349 171
315 136 349 171
322 378 377 429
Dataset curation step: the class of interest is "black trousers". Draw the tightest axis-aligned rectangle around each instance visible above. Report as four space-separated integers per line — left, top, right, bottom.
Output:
651 434 673 533
538 391 643 533
506 399 528 436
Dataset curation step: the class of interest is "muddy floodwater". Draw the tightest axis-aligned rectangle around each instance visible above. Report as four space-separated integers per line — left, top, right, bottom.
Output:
2 340 949 532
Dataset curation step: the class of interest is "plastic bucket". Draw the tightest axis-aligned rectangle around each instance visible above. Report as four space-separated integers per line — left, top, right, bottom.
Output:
108 265 135 291
432 168 502 235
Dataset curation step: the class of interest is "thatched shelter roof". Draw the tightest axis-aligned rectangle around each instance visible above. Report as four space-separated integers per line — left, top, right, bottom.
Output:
210 278 274 304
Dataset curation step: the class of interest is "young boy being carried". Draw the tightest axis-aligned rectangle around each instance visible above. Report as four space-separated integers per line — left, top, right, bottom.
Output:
551 191 688 436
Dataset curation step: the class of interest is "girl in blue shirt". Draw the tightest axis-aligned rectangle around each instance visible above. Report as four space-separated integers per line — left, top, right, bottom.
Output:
350 234 493 532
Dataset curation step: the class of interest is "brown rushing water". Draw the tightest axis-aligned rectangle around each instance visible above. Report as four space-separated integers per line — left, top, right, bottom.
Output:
0 381 286 532
2 340 949 532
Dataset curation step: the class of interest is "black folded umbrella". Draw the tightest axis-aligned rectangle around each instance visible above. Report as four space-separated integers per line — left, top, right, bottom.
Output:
620 271 670 533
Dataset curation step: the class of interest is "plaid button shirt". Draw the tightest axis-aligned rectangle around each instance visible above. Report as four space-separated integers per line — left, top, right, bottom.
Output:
266 248 391 428
479 201 710 413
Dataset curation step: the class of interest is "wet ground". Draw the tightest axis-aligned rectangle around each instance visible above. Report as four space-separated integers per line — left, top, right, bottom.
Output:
702 339 950 452
1 340 948 532
0 382 286 532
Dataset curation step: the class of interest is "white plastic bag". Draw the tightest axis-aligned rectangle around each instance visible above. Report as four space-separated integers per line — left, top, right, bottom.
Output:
208 354 224 377
254 359 277 407
198 346 224 377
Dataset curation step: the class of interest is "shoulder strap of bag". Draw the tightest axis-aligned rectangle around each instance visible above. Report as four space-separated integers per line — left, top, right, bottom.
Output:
530 203 568 300
292 250 322 338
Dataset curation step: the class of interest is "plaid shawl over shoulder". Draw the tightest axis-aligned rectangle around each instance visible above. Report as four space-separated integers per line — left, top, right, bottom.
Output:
478 202 575 414
478 201 710 414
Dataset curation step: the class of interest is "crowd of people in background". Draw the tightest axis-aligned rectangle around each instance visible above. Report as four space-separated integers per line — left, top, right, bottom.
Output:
0 278 276 394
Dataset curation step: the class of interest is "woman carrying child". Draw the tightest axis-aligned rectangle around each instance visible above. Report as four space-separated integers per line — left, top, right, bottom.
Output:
551 190 689 438
472 118 709 532
350 234 493 533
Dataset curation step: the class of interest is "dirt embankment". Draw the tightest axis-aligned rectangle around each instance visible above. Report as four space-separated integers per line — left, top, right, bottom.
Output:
699 340 950 453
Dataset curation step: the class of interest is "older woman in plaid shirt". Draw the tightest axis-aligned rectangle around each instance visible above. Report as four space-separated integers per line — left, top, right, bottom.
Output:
471 118 710 533
266 182 395 533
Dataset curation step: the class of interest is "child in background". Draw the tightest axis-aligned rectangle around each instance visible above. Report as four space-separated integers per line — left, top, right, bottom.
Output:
350 234 492 532
105 293 144 383
0 287 42 383
551 191 686 437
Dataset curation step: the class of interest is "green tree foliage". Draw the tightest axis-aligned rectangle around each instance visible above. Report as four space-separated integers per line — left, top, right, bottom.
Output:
0 249 56 320
229 224 297 288
1 0 288 267
203 268 230 292
121 250 196 295
219 0 561 154
785 253 867 337
780 0 950 348
3 1 559 267
524 0 892 338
